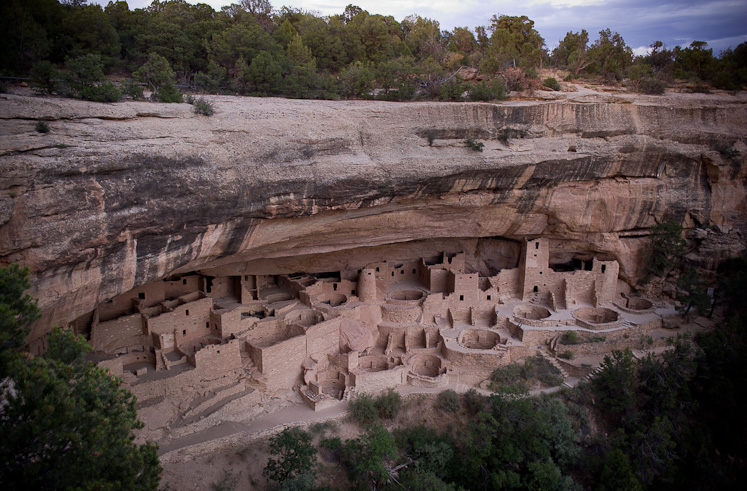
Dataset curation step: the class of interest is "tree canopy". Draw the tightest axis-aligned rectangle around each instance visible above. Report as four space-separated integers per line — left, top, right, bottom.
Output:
0 265 161 489
4 1 743 101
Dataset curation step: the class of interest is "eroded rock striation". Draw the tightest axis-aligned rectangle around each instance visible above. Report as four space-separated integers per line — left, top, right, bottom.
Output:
1 89 746 347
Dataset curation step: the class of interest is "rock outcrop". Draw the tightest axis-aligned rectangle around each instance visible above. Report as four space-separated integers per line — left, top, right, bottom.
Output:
1 88 746 346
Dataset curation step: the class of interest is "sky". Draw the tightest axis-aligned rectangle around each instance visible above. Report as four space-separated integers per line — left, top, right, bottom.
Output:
90 0 747 55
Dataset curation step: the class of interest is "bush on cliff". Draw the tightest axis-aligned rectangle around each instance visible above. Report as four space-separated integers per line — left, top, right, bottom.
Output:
60 54 121 102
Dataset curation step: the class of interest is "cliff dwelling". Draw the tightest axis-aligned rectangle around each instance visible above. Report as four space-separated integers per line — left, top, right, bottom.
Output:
65 238 669 435
2 87 745 488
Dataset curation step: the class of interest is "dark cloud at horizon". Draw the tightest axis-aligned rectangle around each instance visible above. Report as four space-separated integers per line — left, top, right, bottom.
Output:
91 0 747 55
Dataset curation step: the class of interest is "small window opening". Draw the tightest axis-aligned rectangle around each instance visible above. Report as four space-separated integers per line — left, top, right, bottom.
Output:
185 309 189 316
333 284 338 291
376 267 380 272
391 272 394 277
487 295 492 301
533 286 539 293
535 242 539 249
182 330 186 336
602 265 607 273
217 350 220 354
138 292 145 300
351 289 356 295
412 269 416 274
401 270 405 275
206 322 210 328
182 279 187 285
459 295 464 301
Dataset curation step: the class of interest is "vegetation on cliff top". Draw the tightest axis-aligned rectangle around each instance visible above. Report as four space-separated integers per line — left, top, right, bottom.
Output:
1 1 744 104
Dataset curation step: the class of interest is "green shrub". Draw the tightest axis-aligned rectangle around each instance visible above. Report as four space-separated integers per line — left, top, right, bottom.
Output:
263 427 317 487
468 78 507 101
589 335 607 343
426 130 436 146
30 60 58 94
309 420 338 436
639 77 665 94
78 81 121 102
60 54 119 102
464 388 486 415
562 331 581 344
438 76 468 101
465 137 484 152
491 363 523 384
715 142 741 159
193 97 214 116
320 436 341 450
374 388 402 419
558 350 575 360
155 83 182 103
495 380 530 397
134 52 177 95
498 127 528 144
523 354 563 386
490 363 531 394
543 77 561 91
436 389 460 412
349 393 378 425
121 79 144 100
184 93 195 104
35 121 50 134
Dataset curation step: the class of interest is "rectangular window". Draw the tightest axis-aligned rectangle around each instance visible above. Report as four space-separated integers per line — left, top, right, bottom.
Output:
487 295 491 301
535 242 539 249
459 295 464 301
183 279 187 285
138 292 145 300
206 322 209 328
182 330 186 336
185 310 189 316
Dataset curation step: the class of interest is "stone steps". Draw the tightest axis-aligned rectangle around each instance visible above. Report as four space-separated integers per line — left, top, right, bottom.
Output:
585 366 604 382
536 349 569 379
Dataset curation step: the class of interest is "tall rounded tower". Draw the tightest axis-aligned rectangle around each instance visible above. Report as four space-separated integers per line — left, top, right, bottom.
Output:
357 268 377 303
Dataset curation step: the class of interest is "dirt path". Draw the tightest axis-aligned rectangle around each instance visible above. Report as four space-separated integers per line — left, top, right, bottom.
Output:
158 401 351 456
158 378 564 460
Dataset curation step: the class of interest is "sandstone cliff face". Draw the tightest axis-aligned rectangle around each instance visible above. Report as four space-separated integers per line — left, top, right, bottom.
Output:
1 89 745 345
